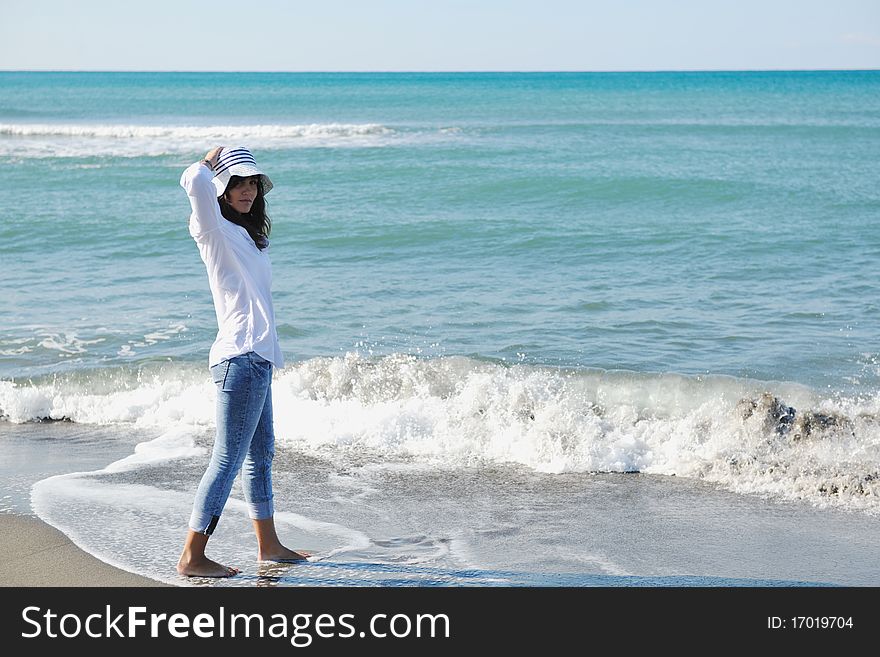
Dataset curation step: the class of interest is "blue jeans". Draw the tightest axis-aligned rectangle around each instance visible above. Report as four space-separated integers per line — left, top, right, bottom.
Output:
189 352 276 535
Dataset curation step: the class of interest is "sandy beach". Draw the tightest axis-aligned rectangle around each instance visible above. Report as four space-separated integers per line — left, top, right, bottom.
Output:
0 422 171 587
0 514 168 587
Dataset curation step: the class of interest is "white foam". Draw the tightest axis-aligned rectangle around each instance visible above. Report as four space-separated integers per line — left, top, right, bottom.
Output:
5 355 880 513
30 431 372 584
36 331 105 354
0 369 215 425
102 427 206 473
0 122 396 157
269 354 880 513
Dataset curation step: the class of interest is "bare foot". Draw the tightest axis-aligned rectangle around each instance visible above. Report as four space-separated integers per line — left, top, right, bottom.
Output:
177 556 240 577
258 545 312 563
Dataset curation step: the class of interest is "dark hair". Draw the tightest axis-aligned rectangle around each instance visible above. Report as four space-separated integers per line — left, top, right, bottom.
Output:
218 175 272 250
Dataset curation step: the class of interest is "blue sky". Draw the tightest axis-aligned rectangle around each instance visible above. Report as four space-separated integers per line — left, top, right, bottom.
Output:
1 0 878 71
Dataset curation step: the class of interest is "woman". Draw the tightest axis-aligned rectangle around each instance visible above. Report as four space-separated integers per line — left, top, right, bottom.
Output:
177 146 308 577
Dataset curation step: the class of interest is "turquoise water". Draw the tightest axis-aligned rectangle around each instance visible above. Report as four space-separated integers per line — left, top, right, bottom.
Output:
3 71 878 391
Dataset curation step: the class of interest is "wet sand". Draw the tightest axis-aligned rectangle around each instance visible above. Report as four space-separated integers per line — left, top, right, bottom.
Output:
0 514 169 587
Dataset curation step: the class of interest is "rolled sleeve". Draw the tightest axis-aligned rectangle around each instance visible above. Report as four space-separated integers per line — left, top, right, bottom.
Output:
180 161 223 236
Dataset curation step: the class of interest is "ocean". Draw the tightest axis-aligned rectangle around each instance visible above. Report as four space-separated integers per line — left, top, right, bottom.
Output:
1 71 879 586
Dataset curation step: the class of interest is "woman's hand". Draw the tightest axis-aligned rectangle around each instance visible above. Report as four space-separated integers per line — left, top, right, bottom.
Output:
203 147 224 169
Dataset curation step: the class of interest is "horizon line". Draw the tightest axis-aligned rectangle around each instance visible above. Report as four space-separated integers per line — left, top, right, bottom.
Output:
1 67 878 74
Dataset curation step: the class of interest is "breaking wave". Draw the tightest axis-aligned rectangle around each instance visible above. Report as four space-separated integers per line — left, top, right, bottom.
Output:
3 353 879 513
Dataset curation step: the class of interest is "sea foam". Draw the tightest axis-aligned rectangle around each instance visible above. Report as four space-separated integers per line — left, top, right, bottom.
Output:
3 354 879 514
0 122 396 157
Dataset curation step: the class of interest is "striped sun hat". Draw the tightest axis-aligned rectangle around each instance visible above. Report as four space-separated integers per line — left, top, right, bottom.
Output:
211 146 274 197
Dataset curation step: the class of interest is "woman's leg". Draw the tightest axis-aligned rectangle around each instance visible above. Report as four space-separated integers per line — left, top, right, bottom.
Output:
242 364 310 562
253 517 309 562
177 353 271 577
241 374 275 522
177 530 239 577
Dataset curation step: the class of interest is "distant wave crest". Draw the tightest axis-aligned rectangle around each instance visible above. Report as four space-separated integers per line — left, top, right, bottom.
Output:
0 122 395 157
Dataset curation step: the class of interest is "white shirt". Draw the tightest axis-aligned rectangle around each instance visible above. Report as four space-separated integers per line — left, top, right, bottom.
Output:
180 162 284 369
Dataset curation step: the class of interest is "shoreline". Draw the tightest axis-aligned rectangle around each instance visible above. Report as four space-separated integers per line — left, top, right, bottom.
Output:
0 513 170 587
3 422 880 587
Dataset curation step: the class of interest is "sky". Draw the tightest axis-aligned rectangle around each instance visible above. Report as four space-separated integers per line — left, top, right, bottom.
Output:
0 0 878 71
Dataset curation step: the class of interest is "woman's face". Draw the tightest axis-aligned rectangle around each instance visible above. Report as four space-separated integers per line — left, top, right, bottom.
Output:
225 176 260 214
